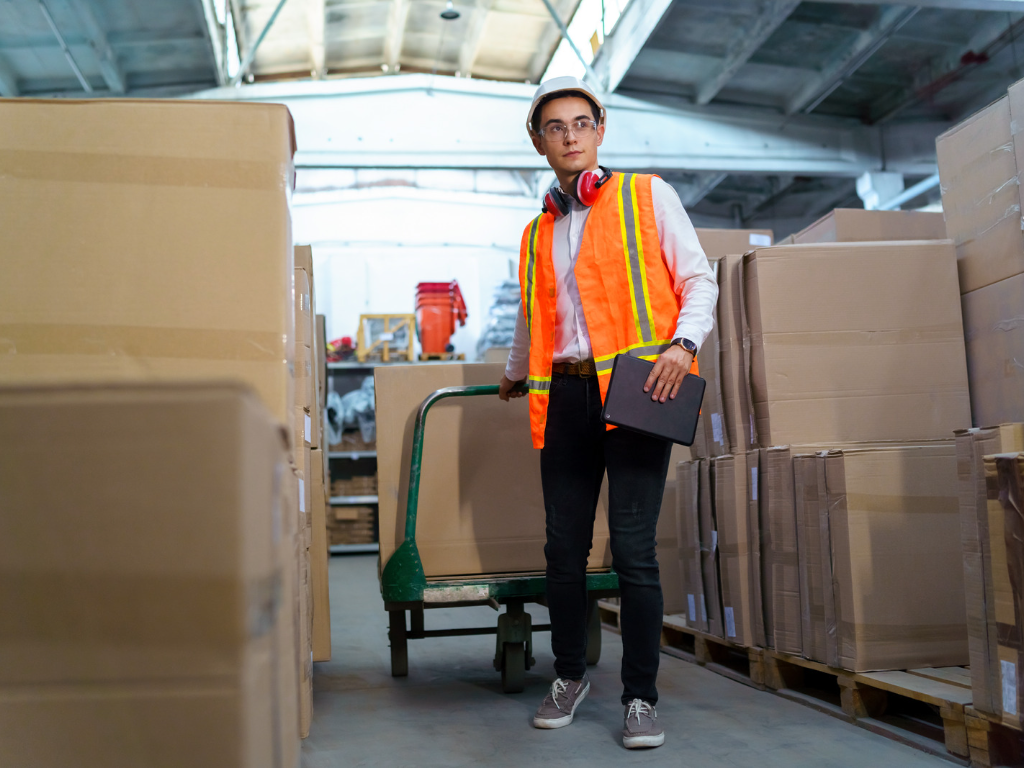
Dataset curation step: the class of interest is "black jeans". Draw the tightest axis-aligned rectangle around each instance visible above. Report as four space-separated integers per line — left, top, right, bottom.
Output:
541 372 672 706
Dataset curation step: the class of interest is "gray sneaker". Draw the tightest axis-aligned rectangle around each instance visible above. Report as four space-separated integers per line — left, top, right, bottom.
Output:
532 674 591 729
622 698 664 748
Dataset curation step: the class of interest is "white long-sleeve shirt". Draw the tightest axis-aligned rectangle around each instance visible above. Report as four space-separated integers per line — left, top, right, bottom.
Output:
504 176 718 382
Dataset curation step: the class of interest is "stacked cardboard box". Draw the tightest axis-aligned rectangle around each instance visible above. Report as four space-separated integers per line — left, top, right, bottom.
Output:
937 84 1024 427
0 99 311 753
676 213 974 673
0 383 298 768
958 427 1024 726
988 452 1024 725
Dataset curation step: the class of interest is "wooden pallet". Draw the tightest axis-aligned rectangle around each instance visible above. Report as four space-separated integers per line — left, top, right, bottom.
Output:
964 706 1024 767
598 602 1012 765
597 601 766 691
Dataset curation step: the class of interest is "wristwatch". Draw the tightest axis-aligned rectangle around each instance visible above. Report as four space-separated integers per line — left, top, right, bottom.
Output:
671 337 698 355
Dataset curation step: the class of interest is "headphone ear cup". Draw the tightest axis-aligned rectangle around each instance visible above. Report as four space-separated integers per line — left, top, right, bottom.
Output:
576 171 600 207
543 189 568 218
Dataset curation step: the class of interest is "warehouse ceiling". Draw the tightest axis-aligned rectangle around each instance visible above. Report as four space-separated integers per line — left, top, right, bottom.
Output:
2 0 1023 231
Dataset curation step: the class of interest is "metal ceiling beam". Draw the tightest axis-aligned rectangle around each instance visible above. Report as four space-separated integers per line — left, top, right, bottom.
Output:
458 0 496 77
309 0 326 78
670 173 728 207
194 0 228 85
189 74 944 175
384 0 411 72
37 0 92 93
527 0 576 82
231 0 290 86
0 54 18 97
811 0 1024 11
590 0 675 93
538 0 603 89
785 6 917 115
695 0 799 105
66 0 125 93
872 13 1022 122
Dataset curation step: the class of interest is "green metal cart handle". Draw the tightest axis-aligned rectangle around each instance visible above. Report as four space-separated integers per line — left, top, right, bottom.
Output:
380 382 527 603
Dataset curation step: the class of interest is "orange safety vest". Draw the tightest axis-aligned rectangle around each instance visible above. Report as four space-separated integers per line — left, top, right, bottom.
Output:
518 171 698 449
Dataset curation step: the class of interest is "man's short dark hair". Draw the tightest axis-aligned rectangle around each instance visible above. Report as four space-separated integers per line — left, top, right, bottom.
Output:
531 90 601 133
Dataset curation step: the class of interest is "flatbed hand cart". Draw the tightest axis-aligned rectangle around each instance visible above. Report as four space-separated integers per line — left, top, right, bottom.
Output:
379 384 620 693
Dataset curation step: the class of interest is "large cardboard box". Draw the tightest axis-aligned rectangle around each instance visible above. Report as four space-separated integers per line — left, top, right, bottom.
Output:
693 258 729 459
991 453 1024 726
792 209 947 245
676 460 708 631
0 383 292 767
746 449 767 647
375 363 612 577
696 230 772 456
961 273 1024 426
957 426 1024 717
698 459 724 637
310 448 332 662
937 93 1024 294
760 446 802 654
744 242 971 446
0 100 296 425
793 452 830 664
712 453 757 646
659 444 692 615
824 444 967 671
295 268 311 347
295 344 314 411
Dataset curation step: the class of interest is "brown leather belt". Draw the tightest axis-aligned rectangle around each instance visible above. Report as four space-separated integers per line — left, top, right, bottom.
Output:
552 360 597 378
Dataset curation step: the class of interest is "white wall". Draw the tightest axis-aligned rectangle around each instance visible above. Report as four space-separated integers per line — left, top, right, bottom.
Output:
293 178 542 359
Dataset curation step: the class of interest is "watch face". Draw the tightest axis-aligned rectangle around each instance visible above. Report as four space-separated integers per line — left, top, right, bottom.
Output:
681 338 697 353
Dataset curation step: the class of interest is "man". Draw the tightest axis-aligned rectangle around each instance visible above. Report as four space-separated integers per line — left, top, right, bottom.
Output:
497 76 718 749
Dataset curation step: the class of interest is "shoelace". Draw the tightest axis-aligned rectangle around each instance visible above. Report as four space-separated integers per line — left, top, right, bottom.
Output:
626 698 654 725
548 678 570 711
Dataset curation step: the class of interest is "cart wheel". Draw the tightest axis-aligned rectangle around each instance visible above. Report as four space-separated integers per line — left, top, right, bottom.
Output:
586 600 602 666
389 610 408 677
501 642 526 693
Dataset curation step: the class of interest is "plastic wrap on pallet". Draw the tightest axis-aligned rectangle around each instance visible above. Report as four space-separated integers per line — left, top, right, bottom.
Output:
476 280 522 359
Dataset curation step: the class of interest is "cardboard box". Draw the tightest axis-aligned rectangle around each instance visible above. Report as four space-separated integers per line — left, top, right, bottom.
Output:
961 273 1024 426
315 314 327 440
659 444 692 615
712 453 757 646
0 100 296 425
746 449 767 648
276 470 301 763
956 427 1024 717
375 363 612 577
937 94 1024 294
295 268 311 348
791 209 947 245
676 460 707 631
760 446 802 654
295 344 314 411
0 382 292 766
717 253 758 453
744 241 971 446
824 444 967 671
295 244 313 277
793 452 830 664
693 258 729 459
695 228 773 260
698 459 724 638
293 405 312 456
991 453 1024 726
310 449 332 662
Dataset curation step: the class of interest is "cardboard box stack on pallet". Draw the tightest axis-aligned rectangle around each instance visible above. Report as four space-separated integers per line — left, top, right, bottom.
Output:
678 213 976 673
0 99 322 765
936 77 1024 735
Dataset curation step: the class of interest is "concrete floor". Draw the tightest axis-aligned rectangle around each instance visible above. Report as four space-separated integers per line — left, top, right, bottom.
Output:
302 554 952 767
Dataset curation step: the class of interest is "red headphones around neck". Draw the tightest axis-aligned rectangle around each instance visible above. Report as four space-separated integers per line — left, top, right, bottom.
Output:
542 166 613 217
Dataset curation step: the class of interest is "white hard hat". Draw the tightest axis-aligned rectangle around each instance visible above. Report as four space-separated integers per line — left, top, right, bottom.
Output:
526 76 606 135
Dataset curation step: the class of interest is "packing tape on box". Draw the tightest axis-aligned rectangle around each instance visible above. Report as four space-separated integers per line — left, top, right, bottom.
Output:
837 620 966 644
0 149 292 191
754 324 965 348
0 324 288 361
0 570 283 644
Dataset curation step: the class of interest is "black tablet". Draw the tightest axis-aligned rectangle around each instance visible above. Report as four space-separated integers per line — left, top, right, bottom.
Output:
600 354 706 446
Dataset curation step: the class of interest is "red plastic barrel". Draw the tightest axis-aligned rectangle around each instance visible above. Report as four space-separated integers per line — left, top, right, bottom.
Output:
415 280 467 354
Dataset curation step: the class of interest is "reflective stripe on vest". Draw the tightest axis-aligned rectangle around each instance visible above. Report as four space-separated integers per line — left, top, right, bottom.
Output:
618 172 658 346
524 215 541 337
